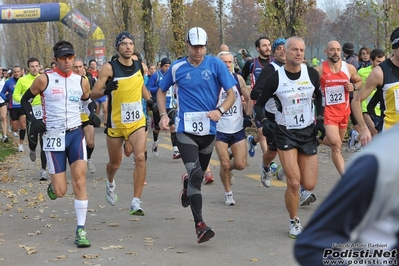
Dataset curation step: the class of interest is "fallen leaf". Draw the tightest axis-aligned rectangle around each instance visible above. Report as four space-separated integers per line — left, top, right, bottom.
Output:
37 193 44 202
56 255 67 259
17 208 24 213
82 254 100 259
68 250 78 253
250 258 260 262
108 223 118 227
176 251 186 253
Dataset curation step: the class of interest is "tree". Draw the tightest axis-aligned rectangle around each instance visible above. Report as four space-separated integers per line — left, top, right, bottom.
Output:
303 8 330 59
225 0 262 53
169 0 186 58
257 0 316 40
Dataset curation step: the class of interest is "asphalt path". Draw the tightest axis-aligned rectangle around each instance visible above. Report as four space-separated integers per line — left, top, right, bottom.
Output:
0 127 353 266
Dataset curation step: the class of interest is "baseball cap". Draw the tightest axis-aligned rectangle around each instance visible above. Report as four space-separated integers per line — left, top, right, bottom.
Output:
54 45 75 58
160 57 171 67
186 27 207 46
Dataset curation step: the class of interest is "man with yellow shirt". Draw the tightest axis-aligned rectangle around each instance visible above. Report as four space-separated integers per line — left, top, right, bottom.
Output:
13 57 48 180
348 49 385 150
352 27 399 146
73 58 97 174
91 31 154 216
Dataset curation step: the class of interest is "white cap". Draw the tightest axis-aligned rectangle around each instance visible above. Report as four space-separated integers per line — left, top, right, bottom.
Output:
186 27 208 46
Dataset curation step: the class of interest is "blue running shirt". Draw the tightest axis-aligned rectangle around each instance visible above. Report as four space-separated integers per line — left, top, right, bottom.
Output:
159 55 237 135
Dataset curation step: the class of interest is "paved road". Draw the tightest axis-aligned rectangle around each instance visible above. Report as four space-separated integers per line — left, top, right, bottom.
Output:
0 128 352 266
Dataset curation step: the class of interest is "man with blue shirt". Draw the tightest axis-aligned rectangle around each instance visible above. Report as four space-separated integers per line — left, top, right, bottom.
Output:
157 27 236 243
148 57 180 159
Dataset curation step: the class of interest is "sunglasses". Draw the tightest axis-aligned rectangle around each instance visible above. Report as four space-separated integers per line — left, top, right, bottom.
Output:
58 54 75 61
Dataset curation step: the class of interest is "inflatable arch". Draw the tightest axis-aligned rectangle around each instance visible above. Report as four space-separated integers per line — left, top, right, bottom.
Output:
0 3 106 62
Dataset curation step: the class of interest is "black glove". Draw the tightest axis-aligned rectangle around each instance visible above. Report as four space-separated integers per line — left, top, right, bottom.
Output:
31 119 46 134
243 115 252 128
146 98 158 114
89 113 101 127
261 119 275 136
104 80 118 95
314 119 325 140
4 97 10 103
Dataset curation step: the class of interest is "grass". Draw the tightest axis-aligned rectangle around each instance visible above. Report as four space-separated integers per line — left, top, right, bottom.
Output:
0 139 17 162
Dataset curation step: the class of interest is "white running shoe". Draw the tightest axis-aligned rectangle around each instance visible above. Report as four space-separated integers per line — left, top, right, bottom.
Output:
152 141 159 157
129 200 145 216
225 193 235 206
275 164 285 180
289 217 303 239
40 170 48 181
229 170 235 186
18 144 24 152
300 189 317 206
260 162 272 187
87 159 96 174
106 181 118 206
29 149 36 162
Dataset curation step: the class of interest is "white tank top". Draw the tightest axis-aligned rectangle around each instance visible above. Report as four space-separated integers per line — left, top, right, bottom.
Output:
265 62 283 114
275 64 315 129
217 83 243 134
42 71 83 130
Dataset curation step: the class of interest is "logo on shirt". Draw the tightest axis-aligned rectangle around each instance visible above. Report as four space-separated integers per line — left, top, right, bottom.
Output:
201 70 212 80
186 73 191 80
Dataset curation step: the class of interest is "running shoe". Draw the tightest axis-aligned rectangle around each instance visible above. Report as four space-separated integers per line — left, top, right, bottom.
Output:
247 135 256 157
29 149 36 162
260 162 272 187
172 150 181 159
275 164 285 180
229 170 235 185
129 200 145 216
40 170 48 181
228 147 233 160
289 217 303 239
204 171 214 185
74 228 91 247
87 159 96 174
225 193 235 206
196 221 215 243
347 129 358 151
3 136 9 143
47 183 57 200
180 173 190 208
152 141 159 157
18 144 24 152
106 181 118 206
270 162 278 174
299 189 316 206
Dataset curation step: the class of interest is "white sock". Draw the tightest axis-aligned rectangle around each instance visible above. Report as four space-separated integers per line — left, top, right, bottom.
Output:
225 191 233 196
132 197 140 204
173 146 178 152
75 199 88 227
107 180 115 188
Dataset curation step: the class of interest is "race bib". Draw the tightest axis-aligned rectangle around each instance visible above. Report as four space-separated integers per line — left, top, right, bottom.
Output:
284 104 310 129
395 89 399 113
325 85 345 105
184 112 210 135
43 130 65 151
32 105 43 119
121 102 143 124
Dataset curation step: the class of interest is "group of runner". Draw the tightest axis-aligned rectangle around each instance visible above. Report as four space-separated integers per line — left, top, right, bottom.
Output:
2 25 399 250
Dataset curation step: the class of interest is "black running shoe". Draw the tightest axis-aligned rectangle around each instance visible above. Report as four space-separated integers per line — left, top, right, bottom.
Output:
196 221 215 243
180 174 189 208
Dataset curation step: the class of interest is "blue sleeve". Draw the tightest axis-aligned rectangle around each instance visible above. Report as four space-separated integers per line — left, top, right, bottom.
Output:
294 154 378 266
1 81 10 100
159 68 173 93
148 73 159 97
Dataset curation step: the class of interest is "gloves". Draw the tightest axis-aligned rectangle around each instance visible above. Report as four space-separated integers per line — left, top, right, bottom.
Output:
243 115 252 128
89 113 101 127
314 119 325 140
104 80 118 95
31 119 46 134
4 97 10 103
146 98 158 114
261 119 275 136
